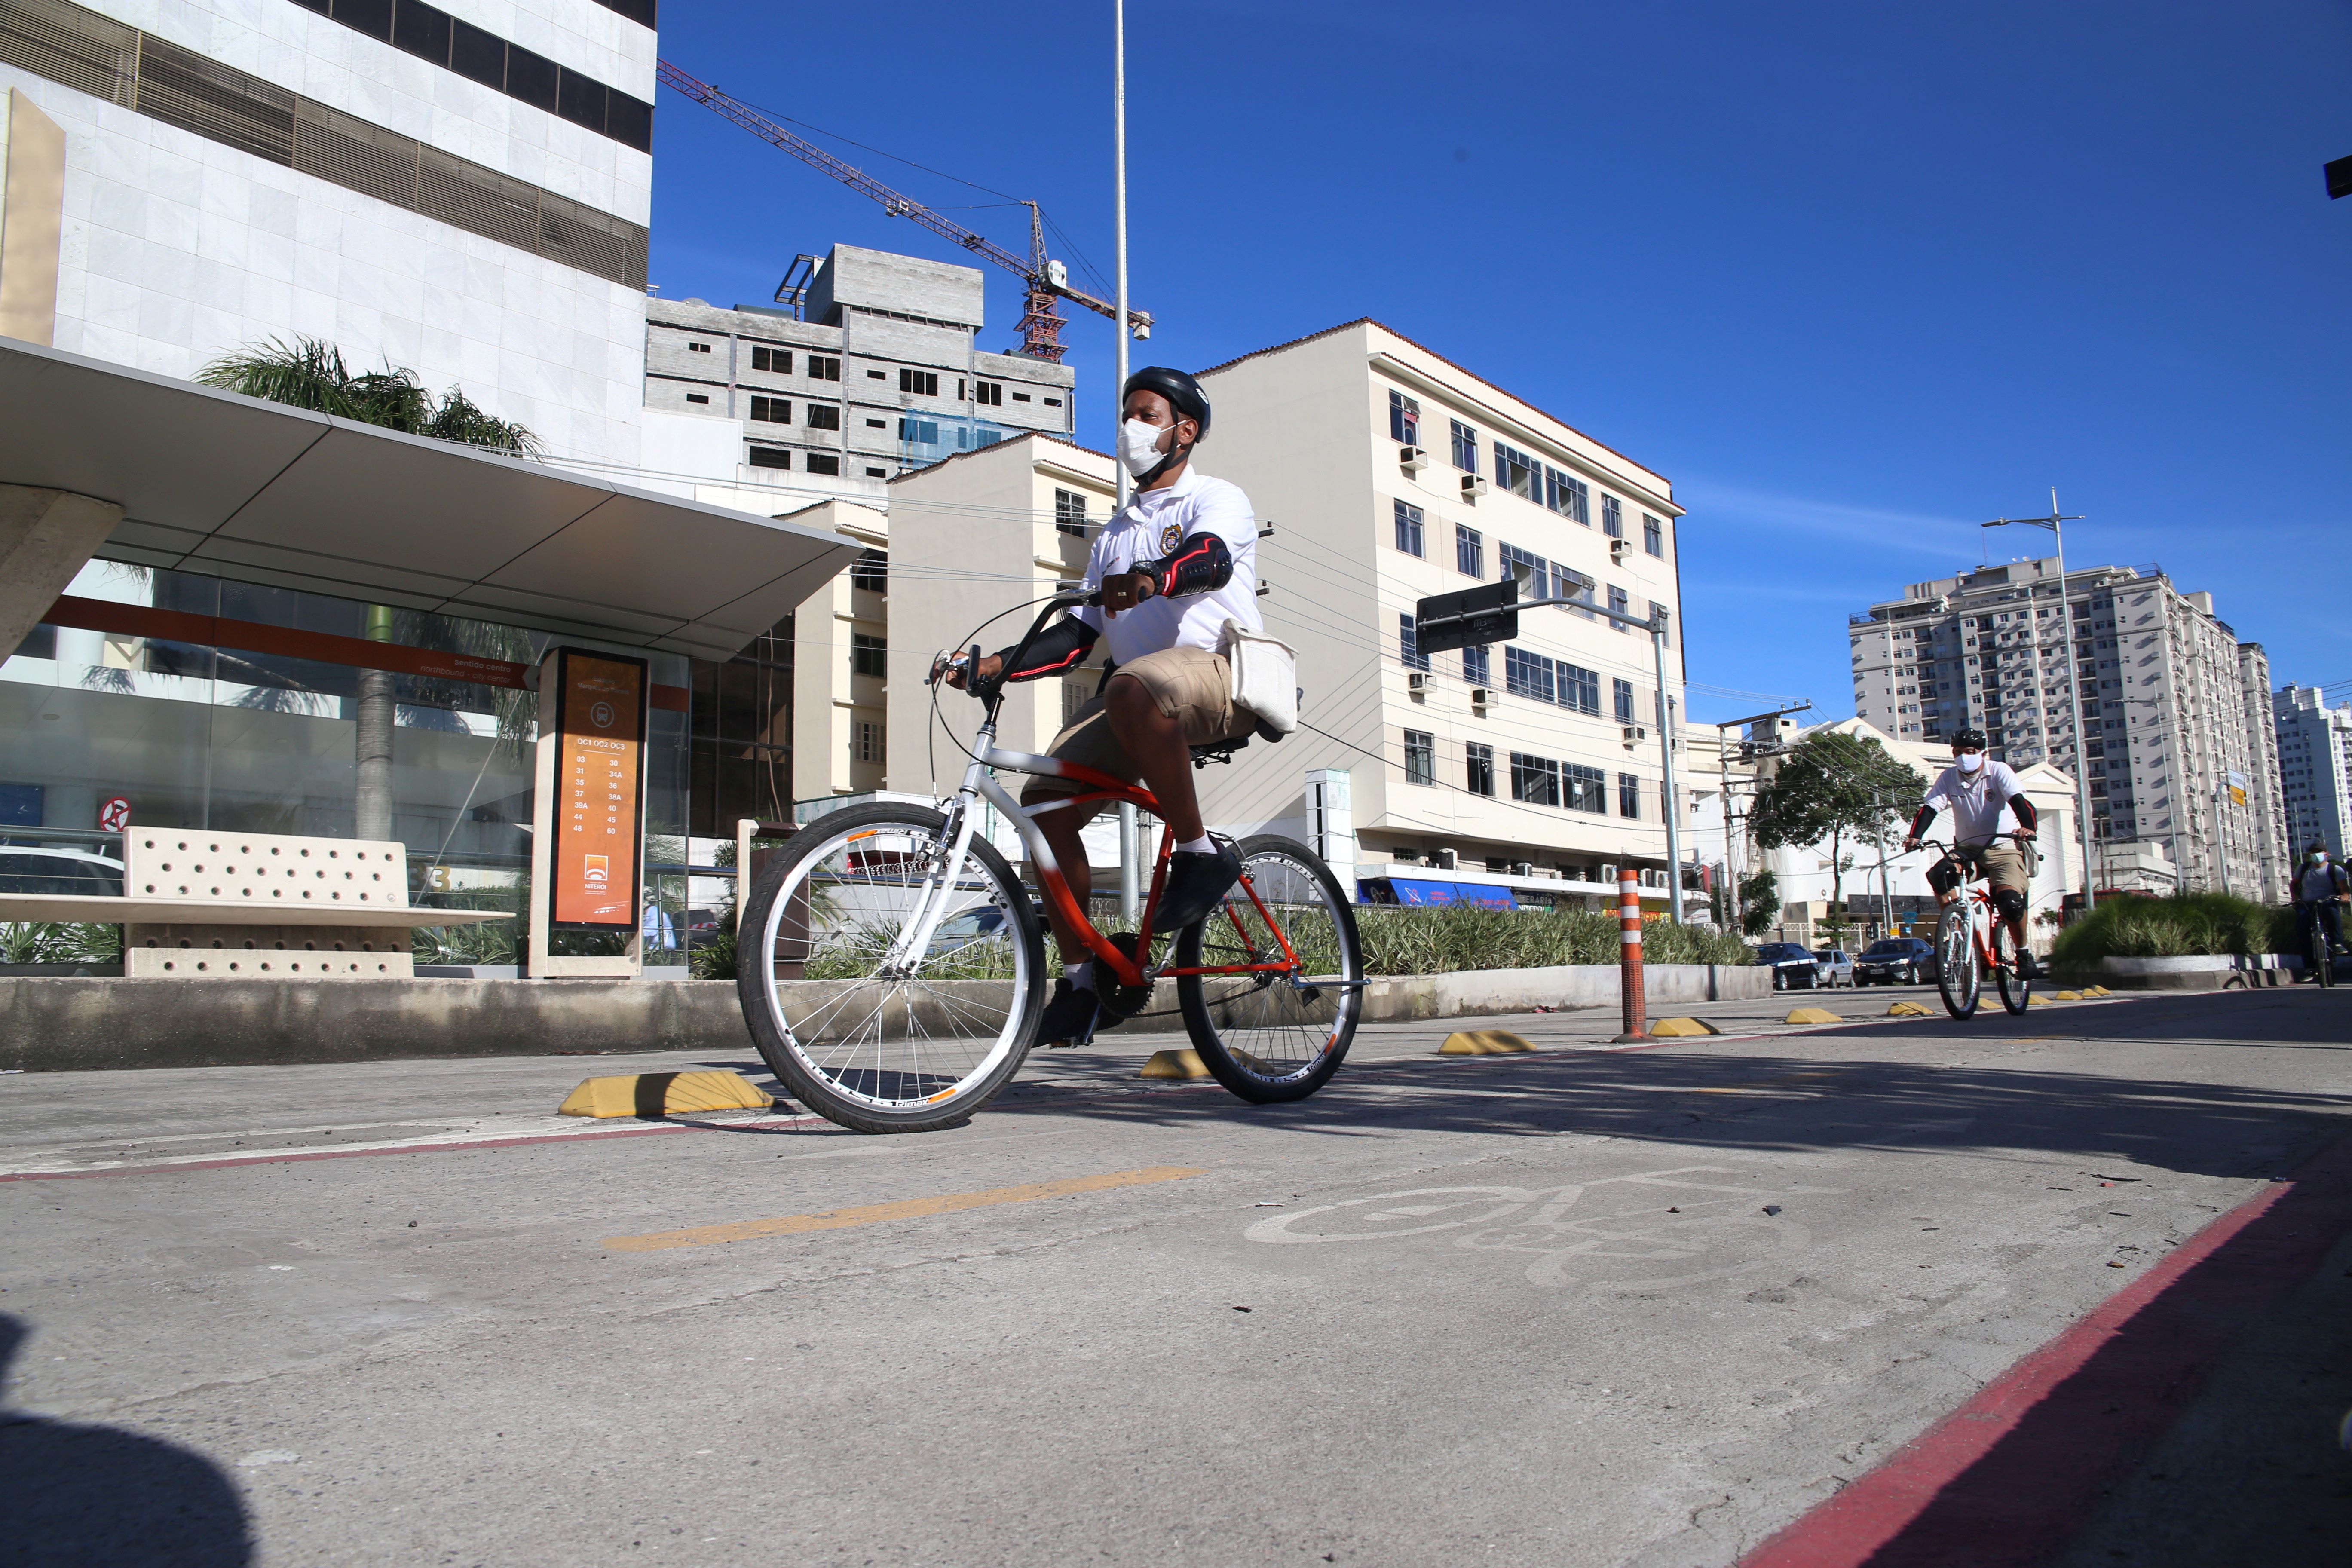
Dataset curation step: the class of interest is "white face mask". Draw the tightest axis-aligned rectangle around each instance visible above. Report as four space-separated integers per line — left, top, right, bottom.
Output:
1119 418 1171 480
1957 752 1984 774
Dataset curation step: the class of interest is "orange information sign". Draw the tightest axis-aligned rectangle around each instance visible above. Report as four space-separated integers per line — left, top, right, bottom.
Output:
549 650 648 928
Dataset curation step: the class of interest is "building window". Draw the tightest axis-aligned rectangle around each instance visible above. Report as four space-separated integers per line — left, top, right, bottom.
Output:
1450 419 1479 475
804 404 841 431
1463 643 1489 685
1608 584 1630 631
1403 729 1436 786
1545 467 1589 524
1493 440 1541 502
807 355 842 381
900 369 941 397
1619 773 1641 818
899 417 940 444
855 720 885 766
867 369 887 380
1614 678 1635 723
1510 752 1561 807
1602 496 1623 538
749 395 791 424
805 452 841 475
747 446 790 470
1504 646 1555 704
1559 661 1600 714
1400 614 1429 671
850 549 887 595
1466 741 1495 797
1565 763 1608 814
1388 389 1421 446
975 380 1004 406
1044 396 1061 407
851 633 887 679
685 392 709 405
866 466 888 478
1455 524 1483 577
1643 513 1664 557
1500 541 1547 599
688 341 712 354
1055 488 1089 538
1012 392 1032 401
1393 499 1426 557
751 345 791 374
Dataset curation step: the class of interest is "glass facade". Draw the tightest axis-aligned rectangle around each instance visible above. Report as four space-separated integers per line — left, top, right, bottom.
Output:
4 558 692 962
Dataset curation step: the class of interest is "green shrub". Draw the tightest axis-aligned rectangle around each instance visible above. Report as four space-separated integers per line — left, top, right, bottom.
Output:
2048 892 2293 967
0 922 122 965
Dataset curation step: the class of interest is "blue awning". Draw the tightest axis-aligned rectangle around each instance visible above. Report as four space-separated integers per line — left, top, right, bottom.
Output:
1360 877 1519 909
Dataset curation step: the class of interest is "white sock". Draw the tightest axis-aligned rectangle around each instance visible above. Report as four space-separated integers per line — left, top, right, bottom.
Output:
1063 963 1089 985
1176 834 1215 855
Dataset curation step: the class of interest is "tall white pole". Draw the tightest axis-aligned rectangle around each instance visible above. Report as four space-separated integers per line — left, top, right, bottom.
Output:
1653 616 1683 922
2052 489 2095 915
1112 0 1139 923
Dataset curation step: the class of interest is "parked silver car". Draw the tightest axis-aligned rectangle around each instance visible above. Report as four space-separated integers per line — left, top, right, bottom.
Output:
1812 948 1855 988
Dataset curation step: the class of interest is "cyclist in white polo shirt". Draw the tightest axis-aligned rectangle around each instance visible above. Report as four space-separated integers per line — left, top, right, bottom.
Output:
948 367 1267 1042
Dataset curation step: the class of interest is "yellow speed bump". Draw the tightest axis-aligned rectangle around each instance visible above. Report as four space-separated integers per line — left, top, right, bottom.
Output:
2086 985 2112 997
558 1070 773 1119
1140 1048 1212 1080
1439 1029 1536 1056
1649 1017 1720 1038
1784 1007 1843 1025
2055 989 2084 1001
1886 1000 1935 1017
2030 994 2056 1006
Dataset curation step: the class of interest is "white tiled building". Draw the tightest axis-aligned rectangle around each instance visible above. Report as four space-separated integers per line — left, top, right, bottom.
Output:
2274 683 2352 862
1 0 655 462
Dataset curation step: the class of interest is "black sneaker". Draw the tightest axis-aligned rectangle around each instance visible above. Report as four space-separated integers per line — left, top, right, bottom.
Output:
1156 843 1242 931
1037 977 1102 1047
2015 949 2040 982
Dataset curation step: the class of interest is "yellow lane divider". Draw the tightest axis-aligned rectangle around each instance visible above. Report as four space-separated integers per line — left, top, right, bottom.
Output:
1784 1007 1843 1025
602 1166 1208 1253
558 1071 772 1119
1439 1029 1535 1055
1886 1000 1935 1017
1649 1017 1719 1038
1140 1049 1211 1079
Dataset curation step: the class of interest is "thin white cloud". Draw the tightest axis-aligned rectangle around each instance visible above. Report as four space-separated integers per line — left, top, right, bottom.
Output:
1675 478 1988 560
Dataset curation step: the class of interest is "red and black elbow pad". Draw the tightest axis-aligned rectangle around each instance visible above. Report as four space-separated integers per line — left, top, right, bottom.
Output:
1908 805 1938 839
993 616 1099 682
2008 794 2038 832
1142 532 1234 599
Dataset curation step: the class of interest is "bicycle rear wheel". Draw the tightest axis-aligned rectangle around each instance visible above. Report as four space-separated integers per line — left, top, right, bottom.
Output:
1936 902 1980 1019
1992 922 2031 1015
736 803 1044 1133
1176 835 1363 1105
2312 918 2335 989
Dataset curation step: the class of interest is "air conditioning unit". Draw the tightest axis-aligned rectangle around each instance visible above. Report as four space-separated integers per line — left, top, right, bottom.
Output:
1622 725 1646 747
1469 686 1494 711
1600 863 1619 885
1433 847 1458 870
1461 474 1489 499
1407 670 1429 695
1609 538 1630 564
1510 860 1534 878
1398 445 1429 472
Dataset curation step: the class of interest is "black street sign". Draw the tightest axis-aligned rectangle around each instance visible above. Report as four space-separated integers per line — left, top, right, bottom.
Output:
1413 578 1518 654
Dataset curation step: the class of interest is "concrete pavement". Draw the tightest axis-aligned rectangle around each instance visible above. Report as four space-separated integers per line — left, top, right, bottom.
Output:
2 986 2347 1565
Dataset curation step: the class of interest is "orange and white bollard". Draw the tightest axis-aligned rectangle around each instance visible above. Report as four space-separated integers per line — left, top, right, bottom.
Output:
1615 868 1647 1042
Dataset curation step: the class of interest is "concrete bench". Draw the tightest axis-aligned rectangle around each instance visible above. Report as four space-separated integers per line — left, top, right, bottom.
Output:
0 830 508 978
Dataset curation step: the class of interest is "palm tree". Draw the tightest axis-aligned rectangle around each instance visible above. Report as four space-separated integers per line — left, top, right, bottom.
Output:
196 337 541 840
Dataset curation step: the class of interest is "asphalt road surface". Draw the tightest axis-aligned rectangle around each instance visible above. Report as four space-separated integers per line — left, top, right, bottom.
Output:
3 986 2348 1566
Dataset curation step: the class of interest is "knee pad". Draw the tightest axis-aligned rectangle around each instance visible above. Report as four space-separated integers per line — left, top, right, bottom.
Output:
1994 888 2027 920
1926 862 1960 896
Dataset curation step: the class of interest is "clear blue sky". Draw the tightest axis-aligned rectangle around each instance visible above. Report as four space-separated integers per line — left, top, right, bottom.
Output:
649 1 2352 723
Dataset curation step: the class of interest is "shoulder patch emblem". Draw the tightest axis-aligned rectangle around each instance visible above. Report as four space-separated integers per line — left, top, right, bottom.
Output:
1158 522 1183 554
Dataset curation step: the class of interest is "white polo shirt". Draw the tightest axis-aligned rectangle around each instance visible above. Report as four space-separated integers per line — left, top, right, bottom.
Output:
1924 759 2026 848
1077 466 1263 667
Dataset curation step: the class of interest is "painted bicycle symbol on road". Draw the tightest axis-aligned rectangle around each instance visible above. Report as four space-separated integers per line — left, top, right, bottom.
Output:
1245 1166 1844 1292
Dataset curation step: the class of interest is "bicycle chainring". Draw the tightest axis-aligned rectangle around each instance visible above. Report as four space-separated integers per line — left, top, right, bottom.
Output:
1097 931 1157 1019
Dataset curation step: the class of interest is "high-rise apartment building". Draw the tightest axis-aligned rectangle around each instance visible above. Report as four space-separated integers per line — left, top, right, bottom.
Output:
2274 683 2352 861
0 0 656 461
1850 557 2286 899
639 245 1075 505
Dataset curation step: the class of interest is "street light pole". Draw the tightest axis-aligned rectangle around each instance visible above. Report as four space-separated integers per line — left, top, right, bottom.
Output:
1983 493 2096 915
1651 609 1683 922
1112 2 1139 923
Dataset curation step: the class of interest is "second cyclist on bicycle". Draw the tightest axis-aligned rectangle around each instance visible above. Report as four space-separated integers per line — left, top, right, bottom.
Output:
946 366 1273 1042
1902 727 2043 980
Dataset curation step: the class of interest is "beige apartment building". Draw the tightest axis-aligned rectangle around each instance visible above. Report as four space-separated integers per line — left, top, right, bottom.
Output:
1192 319 1695 908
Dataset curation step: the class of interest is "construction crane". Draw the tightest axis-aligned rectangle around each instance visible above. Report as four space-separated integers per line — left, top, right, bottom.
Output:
657 61 1150 363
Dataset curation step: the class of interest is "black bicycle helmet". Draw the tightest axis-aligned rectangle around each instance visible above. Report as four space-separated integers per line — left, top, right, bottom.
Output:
1948 727 1988 749
1122 366 1211 438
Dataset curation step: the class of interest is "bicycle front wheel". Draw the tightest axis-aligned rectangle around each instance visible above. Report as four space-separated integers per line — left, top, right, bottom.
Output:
736 803 1044 1133
1936 903 1980 1019
1176 835 1363 1104
1992 922 2031 1015
2312 919 2335 989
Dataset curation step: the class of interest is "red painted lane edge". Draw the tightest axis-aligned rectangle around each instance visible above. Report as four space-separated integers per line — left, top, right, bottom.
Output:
0 1114 828 1183
1735 1127 2352 1568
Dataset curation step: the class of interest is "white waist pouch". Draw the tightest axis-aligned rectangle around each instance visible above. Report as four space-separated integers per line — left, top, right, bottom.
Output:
1220 618 1299 735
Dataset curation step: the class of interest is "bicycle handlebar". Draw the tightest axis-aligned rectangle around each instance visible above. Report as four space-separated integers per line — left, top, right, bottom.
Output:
930 591 1101 704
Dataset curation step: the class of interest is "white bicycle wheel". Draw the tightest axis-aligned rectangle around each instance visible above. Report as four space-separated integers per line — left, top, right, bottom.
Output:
735 803 1044 1133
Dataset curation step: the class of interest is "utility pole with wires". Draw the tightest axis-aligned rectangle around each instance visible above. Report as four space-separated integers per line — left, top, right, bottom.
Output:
1112 0 1140 922
1982 492 2095 915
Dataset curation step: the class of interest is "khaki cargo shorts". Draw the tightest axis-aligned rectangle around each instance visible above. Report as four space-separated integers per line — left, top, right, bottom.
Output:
1948 841 2031 897
1021 646 1256 823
